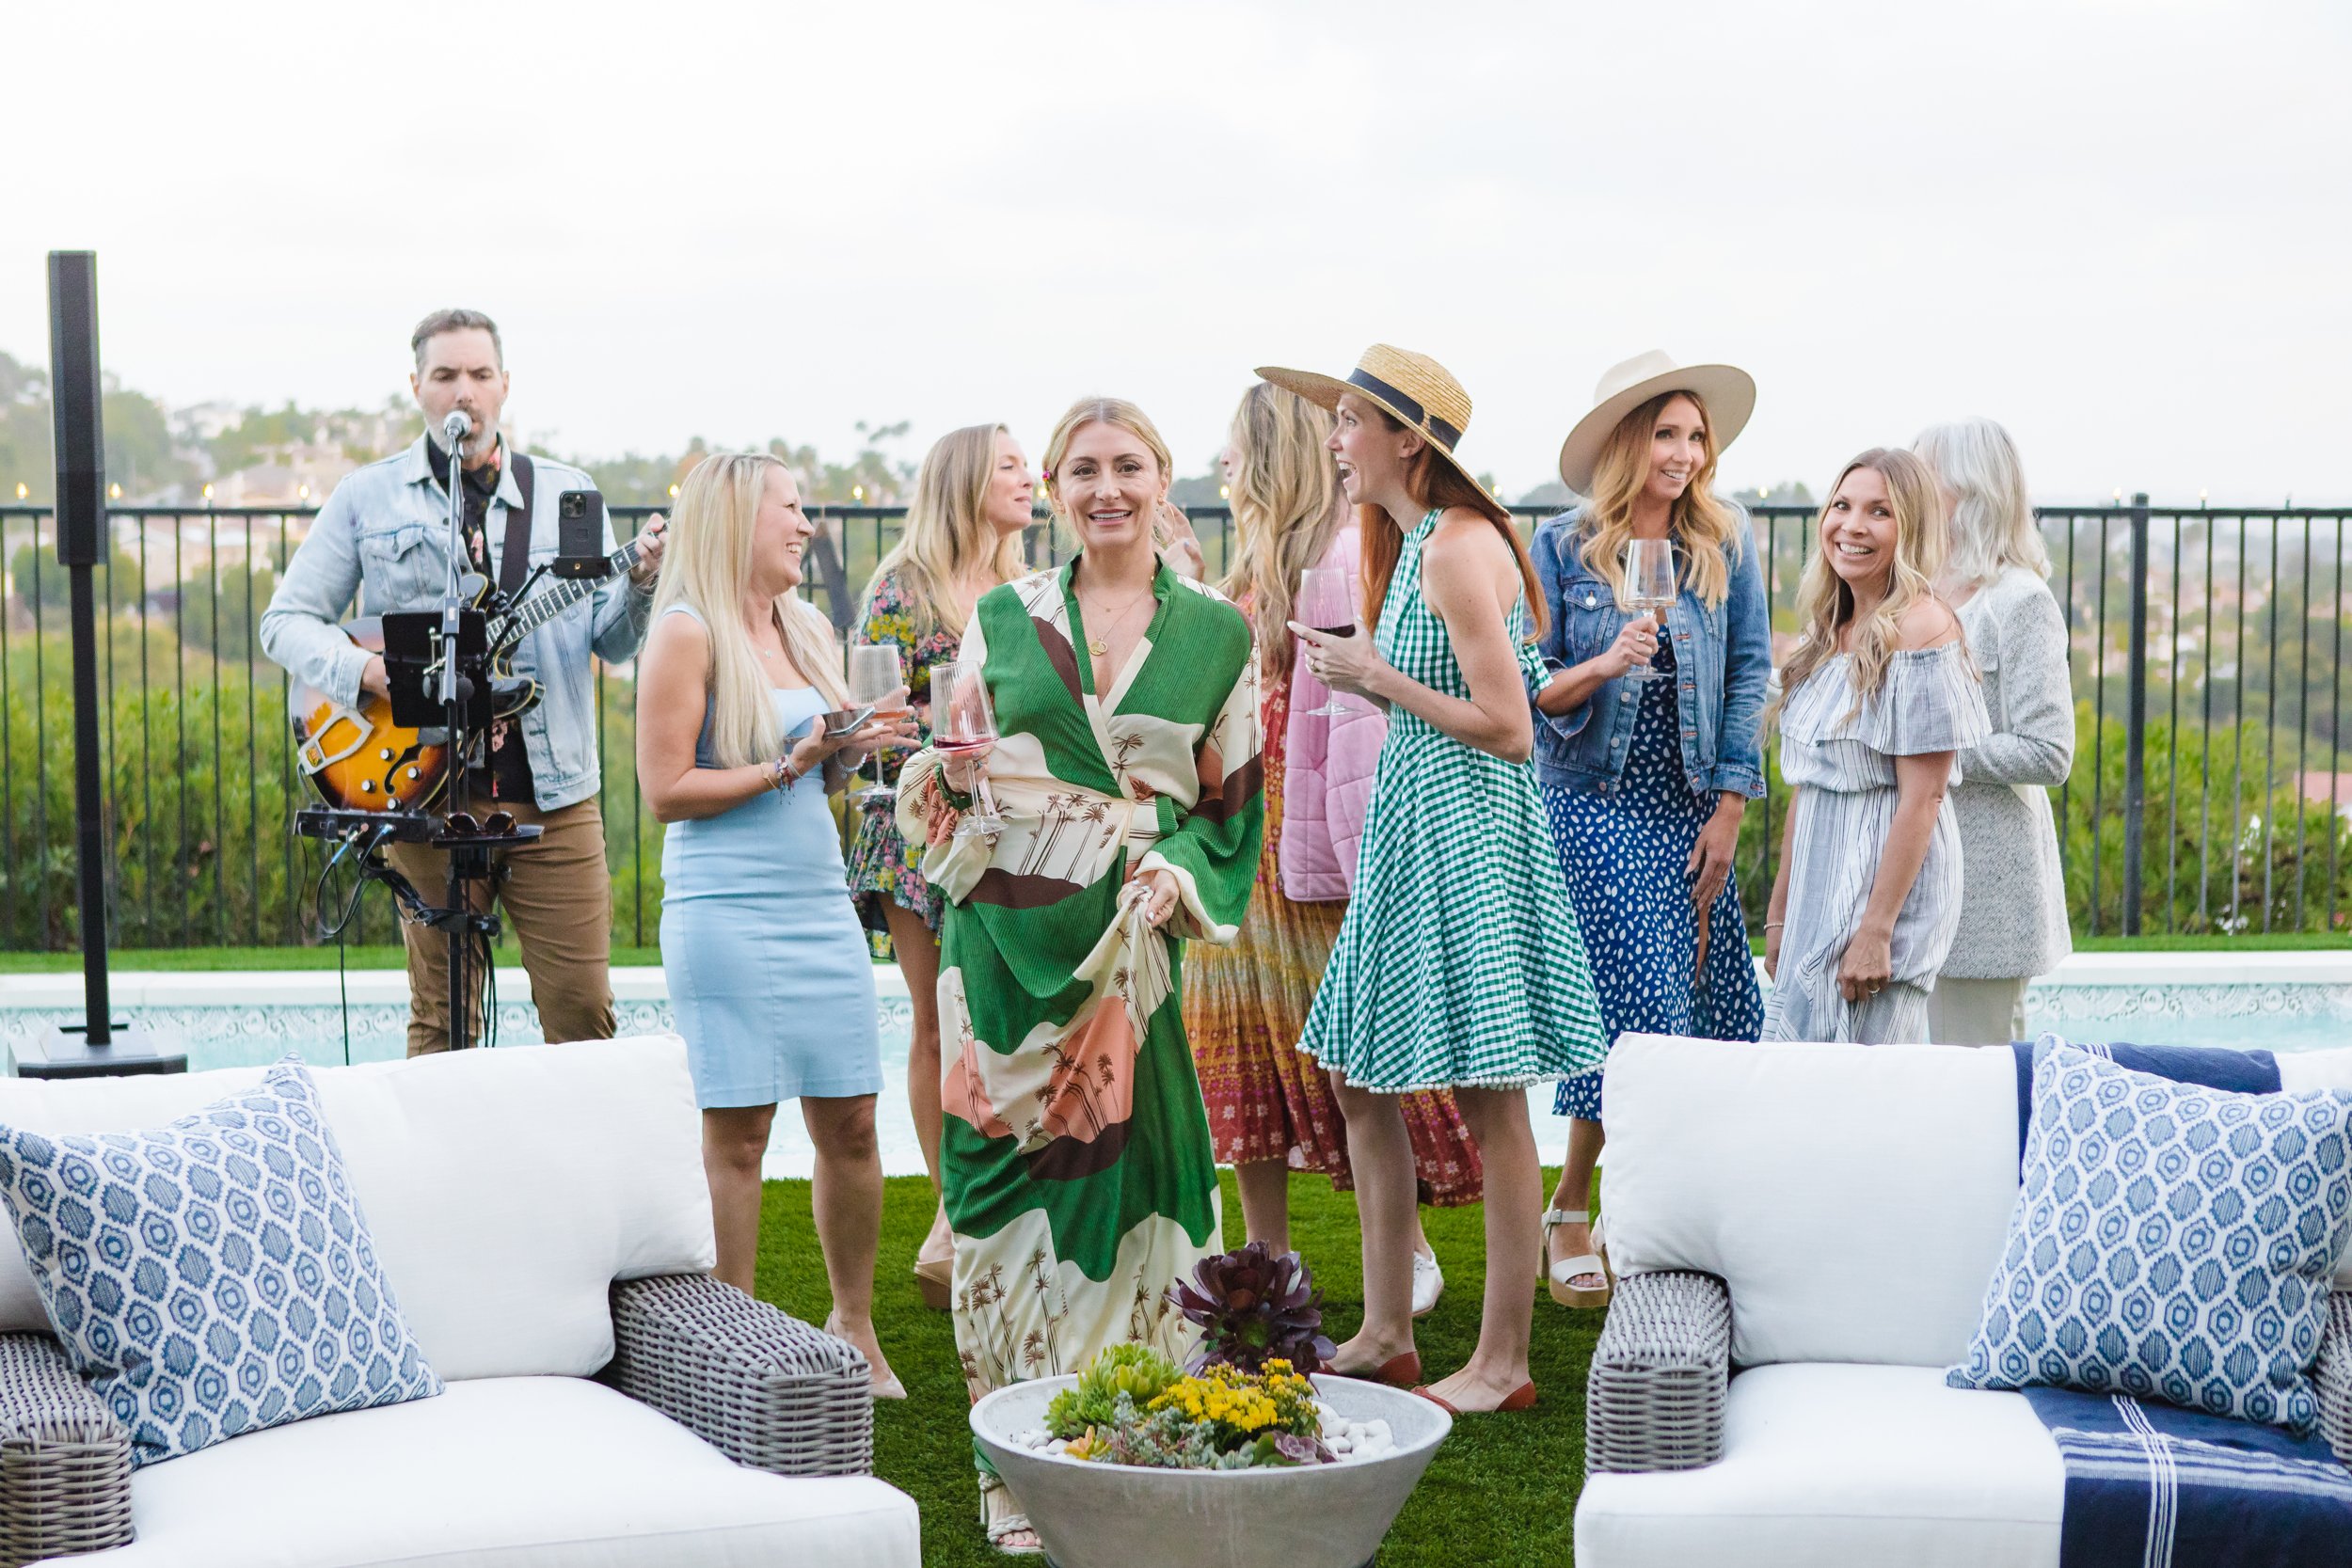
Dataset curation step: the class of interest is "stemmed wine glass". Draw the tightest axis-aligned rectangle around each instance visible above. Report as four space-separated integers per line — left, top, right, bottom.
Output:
846 643 905 804
1621 539 1677 684
1295 565 1359 718
934 653 1006 838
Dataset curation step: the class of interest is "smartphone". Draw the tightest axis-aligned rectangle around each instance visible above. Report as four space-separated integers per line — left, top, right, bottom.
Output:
554 490 612 579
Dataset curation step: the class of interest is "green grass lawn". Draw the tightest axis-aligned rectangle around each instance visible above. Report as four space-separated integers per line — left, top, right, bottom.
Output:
755 1172 1597 1567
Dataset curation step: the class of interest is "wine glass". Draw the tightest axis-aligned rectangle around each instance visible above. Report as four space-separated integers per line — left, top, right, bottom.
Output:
847 643 905 803
1295 565 1358 718
1621 539 1677 683
934 653 1006 838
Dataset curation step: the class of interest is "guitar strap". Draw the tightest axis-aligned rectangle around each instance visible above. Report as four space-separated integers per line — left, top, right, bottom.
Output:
500 453 535 594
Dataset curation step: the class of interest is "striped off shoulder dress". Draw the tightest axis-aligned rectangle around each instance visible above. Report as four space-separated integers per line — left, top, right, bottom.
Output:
1763 641 1991 1044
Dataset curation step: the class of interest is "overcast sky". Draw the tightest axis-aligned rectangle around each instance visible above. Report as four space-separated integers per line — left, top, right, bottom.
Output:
8 0 2347 503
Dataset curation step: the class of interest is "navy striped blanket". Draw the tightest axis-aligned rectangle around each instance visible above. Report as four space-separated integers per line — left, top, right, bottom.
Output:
2005 1037 2352 1568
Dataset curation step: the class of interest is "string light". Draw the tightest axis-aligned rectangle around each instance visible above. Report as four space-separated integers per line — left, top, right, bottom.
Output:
202 483 215 501
297 483 310 500
13 483 24 499
851 484 866 502
667 483 679 499
108 483 121 499
1219 484 1230 500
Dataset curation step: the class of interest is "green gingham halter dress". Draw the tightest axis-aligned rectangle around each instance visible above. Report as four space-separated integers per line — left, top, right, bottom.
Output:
1298 510 1607 1093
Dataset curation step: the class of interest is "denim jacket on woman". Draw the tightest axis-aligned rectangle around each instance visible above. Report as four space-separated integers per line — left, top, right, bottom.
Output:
1528 502 1771 800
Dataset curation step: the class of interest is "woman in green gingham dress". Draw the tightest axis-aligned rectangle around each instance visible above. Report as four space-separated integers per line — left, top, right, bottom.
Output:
1269 344 1604 1416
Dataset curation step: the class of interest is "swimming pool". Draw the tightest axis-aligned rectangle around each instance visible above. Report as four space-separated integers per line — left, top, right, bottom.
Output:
1 951 2344 1177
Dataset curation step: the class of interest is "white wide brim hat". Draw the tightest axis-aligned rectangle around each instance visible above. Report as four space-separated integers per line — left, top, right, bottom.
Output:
1556 351 1756 496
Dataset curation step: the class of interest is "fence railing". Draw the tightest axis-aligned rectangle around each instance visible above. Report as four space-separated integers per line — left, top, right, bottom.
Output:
1 499 2346 951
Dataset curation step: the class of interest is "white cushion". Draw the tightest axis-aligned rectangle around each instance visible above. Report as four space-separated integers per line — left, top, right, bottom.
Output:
36 1374 919 1568
0 1038 715 1380
1574 1363 2062 1568
1600 1036 2021 1367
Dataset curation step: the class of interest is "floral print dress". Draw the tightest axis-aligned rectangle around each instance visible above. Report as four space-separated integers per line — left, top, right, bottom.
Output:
845 567 963 932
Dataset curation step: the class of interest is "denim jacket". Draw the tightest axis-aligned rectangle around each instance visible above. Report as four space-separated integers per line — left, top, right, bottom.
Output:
1528 503 1771 800
258 436 654 811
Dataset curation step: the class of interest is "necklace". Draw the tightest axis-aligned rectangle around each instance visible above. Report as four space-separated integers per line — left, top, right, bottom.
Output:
1077 582 1154 658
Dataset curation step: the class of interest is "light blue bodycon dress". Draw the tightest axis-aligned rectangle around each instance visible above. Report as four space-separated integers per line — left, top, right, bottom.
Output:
658 607 882 1109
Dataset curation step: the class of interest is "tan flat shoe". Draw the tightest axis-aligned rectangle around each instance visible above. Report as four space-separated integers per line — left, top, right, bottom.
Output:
913 1254 953 1311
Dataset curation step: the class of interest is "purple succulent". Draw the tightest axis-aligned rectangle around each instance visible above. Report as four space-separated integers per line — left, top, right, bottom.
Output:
1271 1432 1335 1465
1167 1241 1337 1375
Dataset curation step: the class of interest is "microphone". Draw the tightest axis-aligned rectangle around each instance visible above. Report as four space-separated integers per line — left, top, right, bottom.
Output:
441 409 473 451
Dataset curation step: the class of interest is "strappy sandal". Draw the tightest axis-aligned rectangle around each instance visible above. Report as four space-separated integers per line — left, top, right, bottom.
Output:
980 1477 1041 1556
1542 1206 1612 1309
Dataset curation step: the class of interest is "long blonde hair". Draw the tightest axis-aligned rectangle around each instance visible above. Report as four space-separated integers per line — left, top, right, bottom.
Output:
1041 397 1172 549
1576 390 1746 609
866 422 1026 638
1913 417 2048 591
650 451 848 768
1771 448 1949 724
1221 383 1342 675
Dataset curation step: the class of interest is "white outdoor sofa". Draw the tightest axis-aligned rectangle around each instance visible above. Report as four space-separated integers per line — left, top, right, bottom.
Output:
1575 1034 2352 1568
0 1035 920 1568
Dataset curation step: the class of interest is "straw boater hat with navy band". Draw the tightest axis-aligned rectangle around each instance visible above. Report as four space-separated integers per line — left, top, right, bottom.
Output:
1255 344 1506 518
1555 350 1757 496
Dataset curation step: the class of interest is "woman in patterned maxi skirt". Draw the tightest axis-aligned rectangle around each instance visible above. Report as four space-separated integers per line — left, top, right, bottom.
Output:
897 398 1262 1553
1272 345 1606 1416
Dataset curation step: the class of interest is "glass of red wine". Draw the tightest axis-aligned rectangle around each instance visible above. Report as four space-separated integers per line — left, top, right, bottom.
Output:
934 654 1006 838
1295 565 1358 718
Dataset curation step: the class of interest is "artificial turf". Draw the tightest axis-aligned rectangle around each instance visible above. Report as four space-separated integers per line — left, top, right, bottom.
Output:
755 1171 1599 1567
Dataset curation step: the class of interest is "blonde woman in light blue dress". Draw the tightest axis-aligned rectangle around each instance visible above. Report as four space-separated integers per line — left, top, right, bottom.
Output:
1763 448 1990 1045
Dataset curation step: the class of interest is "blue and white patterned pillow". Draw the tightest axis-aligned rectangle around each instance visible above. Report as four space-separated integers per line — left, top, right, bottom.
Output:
1947 1040 2352 1432
0 1057 441 1465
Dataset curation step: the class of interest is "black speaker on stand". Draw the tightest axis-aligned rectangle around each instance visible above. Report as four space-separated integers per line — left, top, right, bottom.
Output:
9 251 185 1078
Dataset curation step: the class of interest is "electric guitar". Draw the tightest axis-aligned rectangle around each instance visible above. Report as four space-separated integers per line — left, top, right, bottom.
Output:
289 534 649 812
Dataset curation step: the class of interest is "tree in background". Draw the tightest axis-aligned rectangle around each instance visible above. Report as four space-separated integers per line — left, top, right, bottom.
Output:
0 351 196 503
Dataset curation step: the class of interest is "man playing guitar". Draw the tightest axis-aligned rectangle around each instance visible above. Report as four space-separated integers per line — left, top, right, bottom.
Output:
260 308 666 1055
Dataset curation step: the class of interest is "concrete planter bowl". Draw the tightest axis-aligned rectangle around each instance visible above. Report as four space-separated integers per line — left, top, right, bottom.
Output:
969 1372 1452 1568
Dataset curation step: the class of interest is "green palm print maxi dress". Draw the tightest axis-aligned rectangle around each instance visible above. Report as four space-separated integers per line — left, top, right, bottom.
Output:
895 559 1263 1404
1300 509 1607 1093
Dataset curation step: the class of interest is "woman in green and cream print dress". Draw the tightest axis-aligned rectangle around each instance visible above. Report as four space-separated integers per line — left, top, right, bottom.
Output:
1270 345 1605 1418
897 397 1261 1554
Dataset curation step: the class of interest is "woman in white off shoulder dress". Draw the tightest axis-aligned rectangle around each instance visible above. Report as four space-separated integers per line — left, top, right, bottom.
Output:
1763 449 1990 1045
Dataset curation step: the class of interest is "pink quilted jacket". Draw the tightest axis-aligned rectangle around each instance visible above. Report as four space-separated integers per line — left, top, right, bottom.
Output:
1277 526 1389 901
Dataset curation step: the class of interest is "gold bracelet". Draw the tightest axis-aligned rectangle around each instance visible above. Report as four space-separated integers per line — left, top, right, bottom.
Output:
1764 920 1785 930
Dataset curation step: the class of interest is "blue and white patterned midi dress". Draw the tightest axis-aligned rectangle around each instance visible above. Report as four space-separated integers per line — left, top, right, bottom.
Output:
1762 641 1991 1044
1299 509 1606 1094
1548 633 1764 1122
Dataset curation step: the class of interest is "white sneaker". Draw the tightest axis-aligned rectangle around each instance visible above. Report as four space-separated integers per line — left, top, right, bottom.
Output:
1411 1247 1443 1318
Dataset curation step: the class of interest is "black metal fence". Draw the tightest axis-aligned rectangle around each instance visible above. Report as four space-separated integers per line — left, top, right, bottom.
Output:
0 499 2345 952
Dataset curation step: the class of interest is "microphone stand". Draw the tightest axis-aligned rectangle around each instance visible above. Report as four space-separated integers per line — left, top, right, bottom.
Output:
433 413 499 1052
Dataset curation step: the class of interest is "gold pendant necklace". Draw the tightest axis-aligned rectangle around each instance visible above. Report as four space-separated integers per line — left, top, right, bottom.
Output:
1080 585 1152 659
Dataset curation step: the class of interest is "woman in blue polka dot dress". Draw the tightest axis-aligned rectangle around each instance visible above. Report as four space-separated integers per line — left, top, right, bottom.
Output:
1529 355 1772 1307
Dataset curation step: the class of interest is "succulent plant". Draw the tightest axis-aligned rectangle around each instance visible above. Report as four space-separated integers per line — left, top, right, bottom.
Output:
1166 1241 1337 1376
1045 1343 1183 1439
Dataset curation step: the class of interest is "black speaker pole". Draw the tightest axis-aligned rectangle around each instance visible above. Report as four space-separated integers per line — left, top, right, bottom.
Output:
9 252 183 1078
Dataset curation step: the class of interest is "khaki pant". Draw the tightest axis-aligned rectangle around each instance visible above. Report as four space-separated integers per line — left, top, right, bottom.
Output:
385 795 616 1056
1927 975 2029 1047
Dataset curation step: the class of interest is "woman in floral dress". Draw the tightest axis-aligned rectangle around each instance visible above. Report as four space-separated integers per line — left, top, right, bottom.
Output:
897 397 1262 1553
1183 382 1479 1312
847 422 1031 1306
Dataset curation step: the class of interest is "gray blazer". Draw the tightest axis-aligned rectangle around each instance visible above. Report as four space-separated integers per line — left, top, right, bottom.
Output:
1943 566 2074 978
